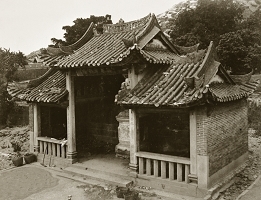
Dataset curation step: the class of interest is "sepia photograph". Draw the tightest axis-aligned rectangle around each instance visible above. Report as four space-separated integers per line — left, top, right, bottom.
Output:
0 0 261 199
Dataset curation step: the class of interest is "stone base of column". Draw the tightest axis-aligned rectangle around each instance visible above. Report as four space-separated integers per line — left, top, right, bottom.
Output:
115 142 130 158
188 174 198 184
129 163 138 177
34 145 40 153
115 110 130 158
67 151 77 164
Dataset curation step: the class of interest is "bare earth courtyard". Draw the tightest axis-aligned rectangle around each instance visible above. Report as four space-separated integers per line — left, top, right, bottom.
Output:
0 126 261 199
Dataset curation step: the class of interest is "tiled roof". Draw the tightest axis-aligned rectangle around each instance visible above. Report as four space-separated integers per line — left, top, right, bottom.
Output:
8 69 67 103
116 43 259 108
209 81 259 102
42 55 65 66
116 62 205 107
31 23 95 67
55 13 179 68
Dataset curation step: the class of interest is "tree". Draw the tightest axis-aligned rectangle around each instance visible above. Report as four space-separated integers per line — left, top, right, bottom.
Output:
0 48 27 125
170 0 244 48
169 0 261 74
216 9 261 74
50 15 112 47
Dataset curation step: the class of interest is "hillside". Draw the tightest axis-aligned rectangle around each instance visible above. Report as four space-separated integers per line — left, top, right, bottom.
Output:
157 0 261 31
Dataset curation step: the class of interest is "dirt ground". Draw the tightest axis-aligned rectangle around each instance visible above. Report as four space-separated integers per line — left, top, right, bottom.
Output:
1 126 261 199
0 165 176 200
0 166 58 200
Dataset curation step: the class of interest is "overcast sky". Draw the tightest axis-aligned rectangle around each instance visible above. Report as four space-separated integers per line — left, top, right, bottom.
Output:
0 0 183 55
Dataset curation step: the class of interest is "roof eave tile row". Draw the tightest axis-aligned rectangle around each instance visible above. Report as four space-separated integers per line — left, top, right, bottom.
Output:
7 70 67 103
208 80 260 102
56 43 178 68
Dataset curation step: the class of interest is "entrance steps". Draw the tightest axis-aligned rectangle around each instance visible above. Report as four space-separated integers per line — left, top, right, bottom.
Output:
62 165 133 187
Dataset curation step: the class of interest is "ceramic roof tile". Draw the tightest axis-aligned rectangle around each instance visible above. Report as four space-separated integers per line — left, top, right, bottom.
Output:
116 43 259 108
8 70 67 103
209 81 260 102
116 61 204 107
54 13 179 68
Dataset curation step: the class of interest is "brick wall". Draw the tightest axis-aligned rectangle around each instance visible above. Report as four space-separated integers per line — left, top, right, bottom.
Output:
196 99 248 176
196 107 208 156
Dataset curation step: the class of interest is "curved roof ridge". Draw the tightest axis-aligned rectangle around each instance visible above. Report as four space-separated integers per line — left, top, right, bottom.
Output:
174 43 200 54
136 13 161 42
59 22 95 54
196 41 215 78
46 46 64 56
27 68 58 88
103 13 152 34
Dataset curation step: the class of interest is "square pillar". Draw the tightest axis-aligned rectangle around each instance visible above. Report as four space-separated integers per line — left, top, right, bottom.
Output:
33 103 41 152
66 71 77 162
197 155 209 189
189 109 198 183
129 109 139 177
195 107 209 189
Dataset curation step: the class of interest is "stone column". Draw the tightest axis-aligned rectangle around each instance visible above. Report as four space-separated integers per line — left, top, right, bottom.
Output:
66 71 77 163
129 109 139 177
115 110 130 158
33 103 41 153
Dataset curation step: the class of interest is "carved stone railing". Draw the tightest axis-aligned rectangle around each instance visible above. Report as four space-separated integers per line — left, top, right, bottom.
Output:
37 137 67 158
136 151 190 183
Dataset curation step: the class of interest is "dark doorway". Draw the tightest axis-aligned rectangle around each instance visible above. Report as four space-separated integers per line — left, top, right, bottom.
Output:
75 75 124 156
40 106 67 139
139 110 190 158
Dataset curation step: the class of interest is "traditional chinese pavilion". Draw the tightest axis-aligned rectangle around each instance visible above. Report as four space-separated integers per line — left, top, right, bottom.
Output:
8 13 259 197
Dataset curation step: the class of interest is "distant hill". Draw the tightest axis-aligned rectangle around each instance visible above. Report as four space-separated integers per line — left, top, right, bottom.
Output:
157 0 261 31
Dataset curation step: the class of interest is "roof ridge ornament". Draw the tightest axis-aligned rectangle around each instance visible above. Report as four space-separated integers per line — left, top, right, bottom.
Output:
122 32 137 48
103 13 152 33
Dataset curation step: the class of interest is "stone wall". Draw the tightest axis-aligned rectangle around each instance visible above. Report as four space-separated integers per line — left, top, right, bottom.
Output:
7 103 29 127
16 65 48 81
196 99 248 176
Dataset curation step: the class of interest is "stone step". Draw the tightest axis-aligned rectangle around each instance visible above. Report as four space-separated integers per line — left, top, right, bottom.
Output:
72 162 132 180
63 166 133 187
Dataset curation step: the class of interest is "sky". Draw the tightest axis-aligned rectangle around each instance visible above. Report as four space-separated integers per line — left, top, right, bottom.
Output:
0 0 183 55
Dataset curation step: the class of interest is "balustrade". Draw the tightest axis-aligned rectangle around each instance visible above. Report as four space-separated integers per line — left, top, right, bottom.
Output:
37 137 67 158
136 151 190 183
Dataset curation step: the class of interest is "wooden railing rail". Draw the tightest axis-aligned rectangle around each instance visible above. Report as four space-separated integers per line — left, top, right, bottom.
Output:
37 137 67 159
136 151 190 183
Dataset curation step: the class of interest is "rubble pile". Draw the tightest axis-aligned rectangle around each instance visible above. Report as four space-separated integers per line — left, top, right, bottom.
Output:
0 126 31 170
